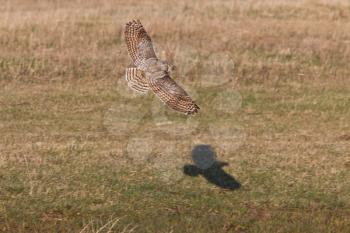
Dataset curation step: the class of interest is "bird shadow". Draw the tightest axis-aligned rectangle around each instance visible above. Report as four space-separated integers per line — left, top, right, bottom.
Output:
183 144 240 190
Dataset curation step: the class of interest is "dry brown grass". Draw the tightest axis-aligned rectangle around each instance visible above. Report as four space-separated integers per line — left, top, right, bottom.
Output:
0 0 350 232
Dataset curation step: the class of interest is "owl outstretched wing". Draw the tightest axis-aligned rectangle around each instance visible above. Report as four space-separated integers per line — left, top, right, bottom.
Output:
124 19 157 68
149 75 199 115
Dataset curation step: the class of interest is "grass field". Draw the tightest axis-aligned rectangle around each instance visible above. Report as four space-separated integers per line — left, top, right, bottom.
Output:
0 0 350 232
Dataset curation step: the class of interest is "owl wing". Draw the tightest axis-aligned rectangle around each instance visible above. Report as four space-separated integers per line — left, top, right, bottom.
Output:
125 67 149 93
149 75 200 115
124 20 157 67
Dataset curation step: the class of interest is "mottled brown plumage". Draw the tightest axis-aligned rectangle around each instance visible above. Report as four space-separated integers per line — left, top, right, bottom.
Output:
124 19 157 68
125 67 149 93
124 19 199 115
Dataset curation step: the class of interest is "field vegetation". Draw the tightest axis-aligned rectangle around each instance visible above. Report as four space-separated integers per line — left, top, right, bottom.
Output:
0 0 349 232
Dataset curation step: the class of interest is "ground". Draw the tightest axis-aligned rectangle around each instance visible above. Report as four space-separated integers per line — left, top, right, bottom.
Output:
0 0 350 232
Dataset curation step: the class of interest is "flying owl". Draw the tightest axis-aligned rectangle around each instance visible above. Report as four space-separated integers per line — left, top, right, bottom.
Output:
124 19 200 115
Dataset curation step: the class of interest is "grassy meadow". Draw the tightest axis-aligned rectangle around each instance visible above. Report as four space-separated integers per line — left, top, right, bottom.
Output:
0 0 350 232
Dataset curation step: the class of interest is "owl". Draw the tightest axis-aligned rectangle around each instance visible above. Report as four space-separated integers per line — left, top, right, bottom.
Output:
124 20 199 115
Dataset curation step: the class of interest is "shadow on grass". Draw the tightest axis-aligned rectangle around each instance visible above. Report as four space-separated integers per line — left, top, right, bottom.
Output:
183 144 240 190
